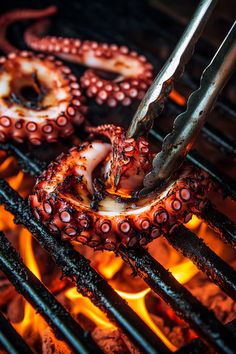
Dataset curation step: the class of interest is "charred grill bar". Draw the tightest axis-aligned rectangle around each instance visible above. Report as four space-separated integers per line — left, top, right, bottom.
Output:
177 319 236 354
0 231 102 354
118 244 236 354
199 203 236 246
166 226 236 300
0 141 46 176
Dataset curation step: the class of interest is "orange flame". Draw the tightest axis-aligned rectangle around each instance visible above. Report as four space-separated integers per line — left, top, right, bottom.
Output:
15 229 46 337
97 252 123 279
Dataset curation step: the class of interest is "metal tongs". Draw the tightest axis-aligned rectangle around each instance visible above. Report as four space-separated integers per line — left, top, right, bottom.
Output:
127 0 236 194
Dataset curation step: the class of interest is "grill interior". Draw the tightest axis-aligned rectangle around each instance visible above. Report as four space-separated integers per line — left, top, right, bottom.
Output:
0 0 235 353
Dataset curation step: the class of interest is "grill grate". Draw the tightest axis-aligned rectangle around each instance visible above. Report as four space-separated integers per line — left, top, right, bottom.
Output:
0 0 235 353
0 169 235 353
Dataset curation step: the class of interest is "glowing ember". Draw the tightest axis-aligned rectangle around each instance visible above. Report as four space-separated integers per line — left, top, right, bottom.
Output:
169 89 186 106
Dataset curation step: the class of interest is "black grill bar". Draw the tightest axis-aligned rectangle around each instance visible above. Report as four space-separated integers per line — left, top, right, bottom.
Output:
0 178 169 354
0 141 45 176
0 311 33 354
166 225 236 300
150 129 236 200
118 244 236 354
202 124 236 156
0 231 102 354
177 319 236 354
199 204 236 247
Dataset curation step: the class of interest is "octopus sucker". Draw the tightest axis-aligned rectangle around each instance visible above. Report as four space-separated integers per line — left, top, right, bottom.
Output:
29 124 211 251
0 51 87 144
0 7 154 107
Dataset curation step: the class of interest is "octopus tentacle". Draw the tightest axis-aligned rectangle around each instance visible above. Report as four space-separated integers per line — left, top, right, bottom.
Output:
0 6 57 54
0 7 154 107
0 51 87 144
29 124 212 251
85 124 152 194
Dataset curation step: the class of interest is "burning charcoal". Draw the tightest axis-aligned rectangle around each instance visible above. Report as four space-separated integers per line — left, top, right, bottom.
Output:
120 333 142 354
92 327 140 354
187 271 236 323
41 327 72 354
6 294 24 323
0 273 16 307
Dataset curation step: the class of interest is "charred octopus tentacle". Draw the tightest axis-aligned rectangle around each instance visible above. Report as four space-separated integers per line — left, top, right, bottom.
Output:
29 124 212 251
0 52 87 144
0 7 153 107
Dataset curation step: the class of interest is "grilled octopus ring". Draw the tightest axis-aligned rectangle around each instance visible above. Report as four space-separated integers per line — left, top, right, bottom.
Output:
0 52 87 144
0 7 153 107
29 124 212 251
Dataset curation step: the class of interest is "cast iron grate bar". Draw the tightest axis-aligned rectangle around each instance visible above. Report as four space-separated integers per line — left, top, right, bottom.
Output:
118 244 236 354
166 225 236 300
0 311 33 354
177 319 236 354
0 231 102 354
199 203 236 247
150 129 236 201
0 178 169 354
0 141 46 176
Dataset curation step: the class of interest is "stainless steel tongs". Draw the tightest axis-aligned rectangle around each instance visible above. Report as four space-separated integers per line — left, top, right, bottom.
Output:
127 0 236 194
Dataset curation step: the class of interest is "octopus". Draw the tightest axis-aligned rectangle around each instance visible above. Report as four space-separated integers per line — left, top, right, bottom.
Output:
0 51 87 144
29 124 212 251
0 6 153 108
